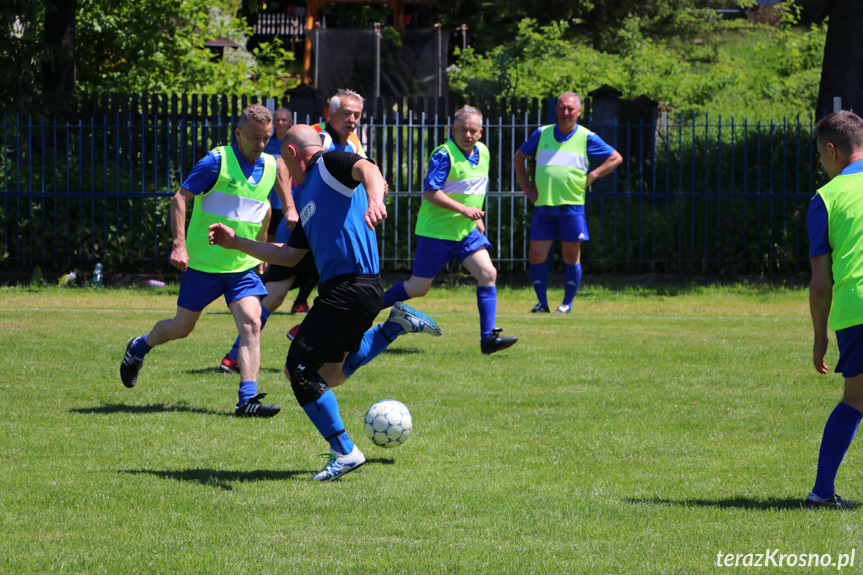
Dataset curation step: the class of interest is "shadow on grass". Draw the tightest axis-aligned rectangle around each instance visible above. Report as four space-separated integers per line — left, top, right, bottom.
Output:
625 496 857 511
120 458 395 490
71 402 227 416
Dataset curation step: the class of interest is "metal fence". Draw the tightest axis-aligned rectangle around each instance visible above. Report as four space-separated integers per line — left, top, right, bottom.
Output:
0 94 824 276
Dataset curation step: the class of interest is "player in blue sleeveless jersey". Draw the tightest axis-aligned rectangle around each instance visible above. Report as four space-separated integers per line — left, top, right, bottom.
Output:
209 125 441 481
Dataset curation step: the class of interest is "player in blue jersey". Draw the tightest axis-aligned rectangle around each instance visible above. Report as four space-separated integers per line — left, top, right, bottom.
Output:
120 104 281 418
209 124 441 481
218 107 319 374
382 106 518 354
514 92 622 314
805 110 863 507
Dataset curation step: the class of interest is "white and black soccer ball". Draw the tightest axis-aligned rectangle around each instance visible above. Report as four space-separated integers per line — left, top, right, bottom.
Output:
363 399 412 448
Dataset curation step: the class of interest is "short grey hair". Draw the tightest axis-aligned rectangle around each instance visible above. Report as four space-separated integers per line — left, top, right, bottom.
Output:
238 104 273 129
329 89 365 113
454 105 483 125
557 92 581 107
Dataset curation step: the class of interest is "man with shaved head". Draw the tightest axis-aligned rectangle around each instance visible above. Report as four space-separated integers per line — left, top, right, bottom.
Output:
209 124 441 481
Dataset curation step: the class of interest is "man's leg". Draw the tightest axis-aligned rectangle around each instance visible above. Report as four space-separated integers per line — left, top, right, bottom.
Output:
560 240 582 311
382 276 434 309
228 296 280 417
464 249 518 354
528 239 553 312
121 307 201 388
809 374 863 504
222 277 295 371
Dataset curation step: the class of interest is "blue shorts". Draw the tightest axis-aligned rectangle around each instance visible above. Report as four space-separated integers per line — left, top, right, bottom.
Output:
412 228 492 278
530 204 589 242
177 267 268 312
835 324 863 378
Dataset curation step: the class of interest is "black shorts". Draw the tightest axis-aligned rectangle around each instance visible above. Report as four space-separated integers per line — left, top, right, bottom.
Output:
261 251 318 286
286 273 384 370
267 208 284 237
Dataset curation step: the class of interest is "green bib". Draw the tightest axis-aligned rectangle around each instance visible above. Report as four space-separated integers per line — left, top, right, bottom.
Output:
415 140 489 241
817 171 863 331
186 146 276 273
535 125 589 206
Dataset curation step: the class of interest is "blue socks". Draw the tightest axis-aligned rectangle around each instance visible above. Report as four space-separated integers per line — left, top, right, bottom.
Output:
563 263 582 306
382 281 410 309
230 307 271 361
342 321 404 378
529 263 548 308
132 334 152 357
302 389 354 455
812 402 862 499
237 380 258 407
477 286 496 342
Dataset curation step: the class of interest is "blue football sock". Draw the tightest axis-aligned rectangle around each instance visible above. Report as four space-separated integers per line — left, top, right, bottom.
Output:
477 285 497 342
529 263 549 307
812 402 862 499
563 263 582 306
302 389 354 455
237 380 258 407
132 334 152 357
342 322 403 378
382 281 410 309
230 307 271 360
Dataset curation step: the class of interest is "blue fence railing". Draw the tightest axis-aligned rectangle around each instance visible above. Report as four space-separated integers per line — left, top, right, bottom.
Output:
0 97 826 276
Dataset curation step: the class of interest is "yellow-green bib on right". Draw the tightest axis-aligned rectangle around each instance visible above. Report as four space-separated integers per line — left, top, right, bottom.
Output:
816 171 863 331
535 124 589 207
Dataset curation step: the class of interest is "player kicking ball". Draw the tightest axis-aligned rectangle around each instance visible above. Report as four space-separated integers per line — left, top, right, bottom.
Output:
209 124 440 481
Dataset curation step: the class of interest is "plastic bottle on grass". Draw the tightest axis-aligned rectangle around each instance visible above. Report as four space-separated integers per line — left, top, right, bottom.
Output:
146 279 166 287
91 263 103 288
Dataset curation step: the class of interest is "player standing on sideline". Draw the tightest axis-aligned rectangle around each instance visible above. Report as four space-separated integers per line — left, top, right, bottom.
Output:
209 125 441 481
382 106 518 354
218 107 318 373
513 92 622 314
805 110 863 507
120 105 281 417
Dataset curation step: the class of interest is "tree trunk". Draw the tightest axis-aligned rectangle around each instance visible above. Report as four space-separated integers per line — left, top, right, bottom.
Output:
42 0 77 94
816 0 863 117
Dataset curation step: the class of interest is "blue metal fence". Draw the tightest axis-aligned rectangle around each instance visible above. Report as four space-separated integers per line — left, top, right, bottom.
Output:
0 96 824 276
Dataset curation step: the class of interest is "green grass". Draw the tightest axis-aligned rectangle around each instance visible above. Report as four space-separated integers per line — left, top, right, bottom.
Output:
0 282 860 574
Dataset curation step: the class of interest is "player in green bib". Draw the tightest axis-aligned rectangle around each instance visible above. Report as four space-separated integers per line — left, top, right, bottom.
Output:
120 105 282 417
805 110 863 507
382 106 518 354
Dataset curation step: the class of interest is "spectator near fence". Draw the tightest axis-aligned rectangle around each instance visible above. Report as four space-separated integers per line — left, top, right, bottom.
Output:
514 91 622 314
382 105 518 355
119 104 282 418
805 110 863 508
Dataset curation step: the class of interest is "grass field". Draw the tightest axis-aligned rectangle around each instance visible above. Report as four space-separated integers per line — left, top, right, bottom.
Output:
1 281 860 574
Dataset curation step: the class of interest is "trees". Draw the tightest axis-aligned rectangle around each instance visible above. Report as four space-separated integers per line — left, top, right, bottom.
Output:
816 0 863 116
1 0 297 110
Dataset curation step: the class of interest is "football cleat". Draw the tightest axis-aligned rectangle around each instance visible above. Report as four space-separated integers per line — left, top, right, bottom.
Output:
804 492 844 508
530 303 550 313
120 337 145 388
286 324 301 341
311 445 366 482
481 328 519 355
554 304 572 314
291 301 311 314
234 393 281 418
219 354 239 374
388 301 442 336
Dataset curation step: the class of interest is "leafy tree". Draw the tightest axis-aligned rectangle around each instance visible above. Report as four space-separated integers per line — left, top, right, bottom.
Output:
816 0 863 116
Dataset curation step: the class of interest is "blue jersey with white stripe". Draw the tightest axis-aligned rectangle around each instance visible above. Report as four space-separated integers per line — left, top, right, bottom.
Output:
289 151 379 282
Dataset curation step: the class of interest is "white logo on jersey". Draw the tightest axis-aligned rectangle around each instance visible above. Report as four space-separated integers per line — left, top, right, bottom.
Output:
300 201 316 227
578 232 587 240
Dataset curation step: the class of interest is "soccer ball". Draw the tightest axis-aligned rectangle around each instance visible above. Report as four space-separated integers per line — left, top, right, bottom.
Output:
363 399 412 448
